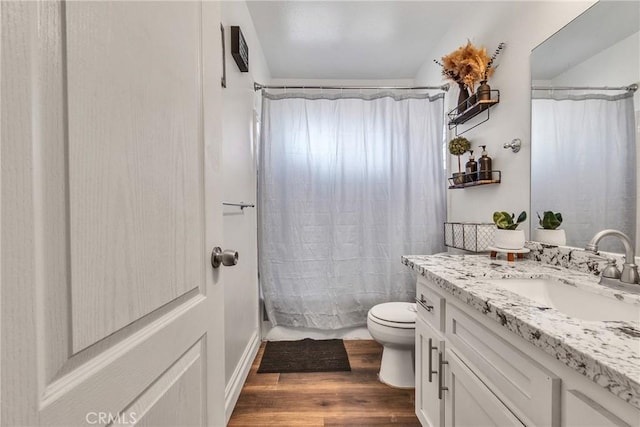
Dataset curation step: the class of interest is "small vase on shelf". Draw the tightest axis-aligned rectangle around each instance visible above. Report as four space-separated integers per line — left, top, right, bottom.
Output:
477 81 491 101
457 83 469 114
452 172 465 186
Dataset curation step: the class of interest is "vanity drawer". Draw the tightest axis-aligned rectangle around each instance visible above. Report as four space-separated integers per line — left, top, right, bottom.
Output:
564 389 631 427
416 277 446 332
446 303 560 427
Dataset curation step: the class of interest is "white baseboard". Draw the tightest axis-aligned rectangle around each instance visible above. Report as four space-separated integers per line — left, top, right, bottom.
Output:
224 329 261 423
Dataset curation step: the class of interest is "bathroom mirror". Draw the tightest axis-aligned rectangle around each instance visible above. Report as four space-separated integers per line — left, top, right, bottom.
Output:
530 1 639 254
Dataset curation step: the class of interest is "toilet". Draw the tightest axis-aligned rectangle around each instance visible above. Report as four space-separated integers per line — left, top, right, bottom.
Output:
367 302 417 388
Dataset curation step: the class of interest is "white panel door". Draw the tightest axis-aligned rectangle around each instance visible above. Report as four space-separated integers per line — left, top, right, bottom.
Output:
1 1 226 426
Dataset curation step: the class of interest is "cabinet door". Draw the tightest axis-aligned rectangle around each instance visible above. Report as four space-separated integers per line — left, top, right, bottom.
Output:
444 349 524 427
446 303 559 426
416 317 445 427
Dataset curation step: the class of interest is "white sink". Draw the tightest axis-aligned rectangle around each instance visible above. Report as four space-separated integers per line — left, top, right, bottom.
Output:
484 278 640 322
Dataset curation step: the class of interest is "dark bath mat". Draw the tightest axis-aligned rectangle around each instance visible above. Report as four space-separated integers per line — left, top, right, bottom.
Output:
257 338 351 373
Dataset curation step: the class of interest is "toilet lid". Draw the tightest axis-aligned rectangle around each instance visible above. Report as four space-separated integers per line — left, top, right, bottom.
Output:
369 302 416 325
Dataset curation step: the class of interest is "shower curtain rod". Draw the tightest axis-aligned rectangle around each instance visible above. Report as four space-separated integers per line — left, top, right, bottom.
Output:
532 83 638 92
253 82 450 92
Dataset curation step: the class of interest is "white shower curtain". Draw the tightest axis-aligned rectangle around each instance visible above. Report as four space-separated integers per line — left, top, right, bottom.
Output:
258 91 446 329
531 93 636 252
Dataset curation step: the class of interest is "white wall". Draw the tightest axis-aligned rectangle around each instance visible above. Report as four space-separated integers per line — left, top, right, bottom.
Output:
549 31 640 115
220 0 271 416
414 1 594 236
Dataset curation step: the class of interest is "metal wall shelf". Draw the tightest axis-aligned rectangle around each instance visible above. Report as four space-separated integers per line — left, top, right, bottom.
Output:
448 170 501 189
448 89 500 136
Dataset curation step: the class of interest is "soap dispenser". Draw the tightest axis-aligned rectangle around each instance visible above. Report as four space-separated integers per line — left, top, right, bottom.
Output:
465 150 478 182
479 145 492 180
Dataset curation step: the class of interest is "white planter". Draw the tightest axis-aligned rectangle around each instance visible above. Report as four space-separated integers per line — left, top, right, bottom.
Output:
493 229 525 250
533 228 566 246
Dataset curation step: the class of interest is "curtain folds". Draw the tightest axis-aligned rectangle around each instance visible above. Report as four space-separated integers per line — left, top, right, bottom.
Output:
531 93 636 252
258 91 446 329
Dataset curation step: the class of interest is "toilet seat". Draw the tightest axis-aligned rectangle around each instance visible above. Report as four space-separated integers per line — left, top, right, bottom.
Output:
368 302 416 329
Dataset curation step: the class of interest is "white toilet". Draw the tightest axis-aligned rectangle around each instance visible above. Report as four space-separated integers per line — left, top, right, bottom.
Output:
367 302 416 388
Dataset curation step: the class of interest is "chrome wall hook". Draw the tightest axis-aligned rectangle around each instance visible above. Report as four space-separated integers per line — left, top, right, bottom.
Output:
503 138 521 153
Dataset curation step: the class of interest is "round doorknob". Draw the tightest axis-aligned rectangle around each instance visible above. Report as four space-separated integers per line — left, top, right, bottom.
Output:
211 247 239 268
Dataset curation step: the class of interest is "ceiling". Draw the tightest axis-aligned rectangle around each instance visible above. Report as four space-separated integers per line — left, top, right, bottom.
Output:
246 1 475 80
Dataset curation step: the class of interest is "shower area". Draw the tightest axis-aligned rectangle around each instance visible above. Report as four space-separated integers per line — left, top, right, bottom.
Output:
531 84 638 253
255 85 448 339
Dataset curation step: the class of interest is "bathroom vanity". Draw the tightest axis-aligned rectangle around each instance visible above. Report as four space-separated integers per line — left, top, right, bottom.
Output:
404 254 640 427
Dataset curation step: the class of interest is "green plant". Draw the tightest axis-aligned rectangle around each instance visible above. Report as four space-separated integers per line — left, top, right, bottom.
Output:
448 137 470 156
493 211 527 230
448 137 471 173
537 211 563 230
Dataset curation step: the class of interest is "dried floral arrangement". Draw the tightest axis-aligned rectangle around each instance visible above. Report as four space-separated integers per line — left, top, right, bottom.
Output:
435 41 505 93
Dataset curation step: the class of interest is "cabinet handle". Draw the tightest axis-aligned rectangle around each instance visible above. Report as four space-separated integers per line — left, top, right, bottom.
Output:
428 338 438 382
415 295 434 312
438 351 449 400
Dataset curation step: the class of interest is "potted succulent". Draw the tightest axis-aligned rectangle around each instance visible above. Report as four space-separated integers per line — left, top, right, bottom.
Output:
448 136 471 185
492 211 527 249
533 211 566 246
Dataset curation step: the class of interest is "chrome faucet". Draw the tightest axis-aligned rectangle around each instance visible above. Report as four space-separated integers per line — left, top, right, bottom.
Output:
585 229 639 285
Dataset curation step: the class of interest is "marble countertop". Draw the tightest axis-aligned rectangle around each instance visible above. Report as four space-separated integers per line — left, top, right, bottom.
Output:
402 253 640 409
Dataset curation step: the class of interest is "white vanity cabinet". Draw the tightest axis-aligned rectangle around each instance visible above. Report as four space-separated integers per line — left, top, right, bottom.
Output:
417 317 521 427
414 275 640 427
415 277 526 427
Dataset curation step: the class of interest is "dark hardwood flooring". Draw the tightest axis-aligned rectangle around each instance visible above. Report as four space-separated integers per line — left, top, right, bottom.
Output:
228 340 420 426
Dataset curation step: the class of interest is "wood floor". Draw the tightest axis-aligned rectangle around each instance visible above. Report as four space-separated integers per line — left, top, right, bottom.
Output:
228 340 420 426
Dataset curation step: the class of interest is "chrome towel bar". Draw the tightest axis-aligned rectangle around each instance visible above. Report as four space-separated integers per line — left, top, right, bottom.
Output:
223 202 255 210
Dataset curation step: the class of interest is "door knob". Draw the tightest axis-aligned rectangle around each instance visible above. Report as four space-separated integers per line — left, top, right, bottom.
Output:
211 247 239 268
